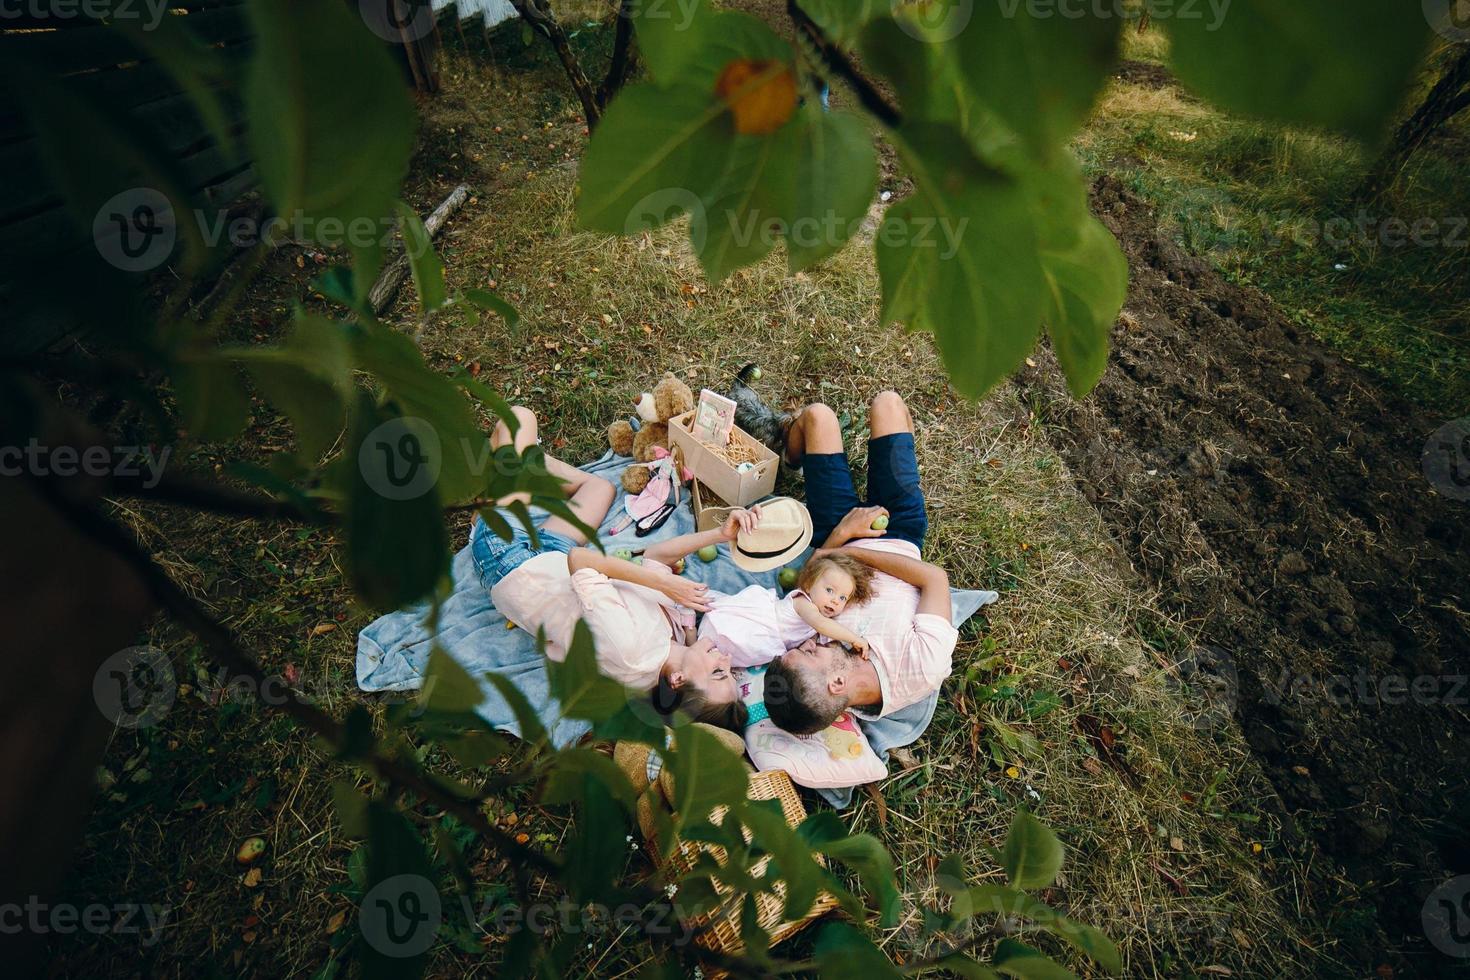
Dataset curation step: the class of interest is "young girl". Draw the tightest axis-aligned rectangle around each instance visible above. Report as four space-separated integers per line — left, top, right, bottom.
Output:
698 553 875 668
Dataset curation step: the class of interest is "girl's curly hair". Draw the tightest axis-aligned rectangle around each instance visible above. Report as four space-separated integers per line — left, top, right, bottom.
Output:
796 552 875 606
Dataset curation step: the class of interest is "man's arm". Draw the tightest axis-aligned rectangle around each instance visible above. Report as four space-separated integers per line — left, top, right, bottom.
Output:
821 505 889 549
824 546 951 622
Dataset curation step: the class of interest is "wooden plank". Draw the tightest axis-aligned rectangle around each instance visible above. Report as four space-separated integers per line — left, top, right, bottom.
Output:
0 6 253 77
0 89 245 221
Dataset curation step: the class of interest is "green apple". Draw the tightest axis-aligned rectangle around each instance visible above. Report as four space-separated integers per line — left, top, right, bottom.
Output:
778 567 798 589
749 366 763 381
612 547 633 560
697 544 719 562
871 515 889 531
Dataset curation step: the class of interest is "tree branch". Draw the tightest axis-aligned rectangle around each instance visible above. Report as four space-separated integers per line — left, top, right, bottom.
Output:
787 0 901 128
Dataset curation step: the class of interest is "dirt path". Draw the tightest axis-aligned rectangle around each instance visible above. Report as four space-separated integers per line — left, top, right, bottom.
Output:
1018 175 1470 976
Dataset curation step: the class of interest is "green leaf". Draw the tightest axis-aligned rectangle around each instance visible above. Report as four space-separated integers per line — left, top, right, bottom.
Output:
352 320 491 503
398 203 448 315
461 288 519 327
361 802 438 979
1162 0 1431 143
801 0 887 45
331 780 370 838
560 773 628 904
541 746 640 813
173 354 250 442
577 84 730 237
629 0 712 81
952 0 1120 156
963 884 1121 974
482 670 549 746
441 731 511 767
245 0 417 290
422 646 484 715
940 956 1004 980
547 621 631 722
1001 809 1065 890
667 723 750 831
693 123 800 283
992 938 1080 980
1041 215 1126 397
233 354 343 464
342 394 450 611
884 124 1047 399
788 109 878 271
815 832 901 927
812 921 901 976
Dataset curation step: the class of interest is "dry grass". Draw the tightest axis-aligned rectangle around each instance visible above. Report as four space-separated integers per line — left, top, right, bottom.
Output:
49 34 1345 980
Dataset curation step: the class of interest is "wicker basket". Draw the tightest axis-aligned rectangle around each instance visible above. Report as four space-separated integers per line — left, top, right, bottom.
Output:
657 768 841 958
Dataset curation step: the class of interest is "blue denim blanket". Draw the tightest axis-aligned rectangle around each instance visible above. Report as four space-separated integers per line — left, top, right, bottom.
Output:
356 451 998 807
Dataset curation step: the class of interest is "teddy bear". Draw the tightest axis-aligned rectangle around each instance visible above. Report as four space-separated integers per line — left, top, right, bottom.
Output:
607 372 695 493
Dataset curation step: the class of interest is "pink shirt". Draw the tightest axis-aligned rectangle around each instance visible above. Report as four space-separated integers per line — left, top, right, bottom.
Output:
489 551 678 690
833 539 958 718
698 586 813 668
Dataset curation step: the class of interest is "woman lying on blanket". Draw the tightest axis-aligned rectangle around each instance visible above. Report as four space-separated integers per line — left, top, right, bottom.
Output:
468 406 751 734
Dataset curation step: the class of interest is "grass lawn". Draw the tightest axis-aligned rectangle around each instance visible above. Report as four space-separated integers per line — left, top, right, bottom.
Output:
51 18 1460 978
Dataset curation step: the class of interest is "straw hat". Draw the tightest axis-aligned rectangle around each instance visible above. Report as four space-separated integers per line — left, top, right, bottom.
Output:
730 496 812 572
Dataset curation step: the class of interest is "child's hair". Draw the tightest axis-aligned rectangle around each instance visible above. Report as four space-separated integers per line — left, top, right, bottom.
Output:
796 553 874 606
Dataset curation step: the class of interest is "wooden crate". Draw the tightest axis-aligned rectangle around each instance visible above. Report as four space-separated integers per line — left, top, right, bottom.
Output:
690 479 733 532
668 410 778 507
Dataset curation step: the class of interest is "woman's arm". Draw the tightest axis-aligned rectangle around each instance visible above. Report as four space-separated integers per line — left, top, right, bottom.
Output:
643 506 762 566
567 547 712 611
791 596 867 652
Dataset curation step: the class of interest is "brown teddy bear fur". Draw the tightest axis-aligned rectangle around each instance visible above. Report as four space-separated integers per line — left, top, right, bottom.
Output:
609 374 694 494
652 373 694 420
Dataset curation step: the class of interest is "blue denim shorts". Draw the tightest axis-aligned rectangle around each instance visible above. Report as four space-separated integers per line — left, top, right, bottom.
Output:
804 431 928 551
470 510 577 591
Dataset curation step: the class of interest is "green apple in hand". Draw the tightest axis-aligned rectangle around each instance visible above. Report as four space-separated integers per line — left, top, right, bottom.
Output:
871 515 889 531
697 544 719 562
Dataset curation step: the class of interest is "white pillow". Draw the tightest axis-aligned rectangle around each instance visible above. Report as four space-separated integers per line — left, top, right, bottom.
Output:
736 665 887 790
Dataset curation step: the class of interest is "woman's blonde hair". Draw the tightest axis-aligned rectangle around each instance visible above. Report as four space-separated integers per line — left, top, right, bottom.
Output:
796 552 874 606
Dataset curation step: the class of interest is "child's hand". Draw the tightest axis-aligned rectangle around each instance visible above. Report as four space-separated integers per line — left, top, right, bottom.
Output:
851 636 869 659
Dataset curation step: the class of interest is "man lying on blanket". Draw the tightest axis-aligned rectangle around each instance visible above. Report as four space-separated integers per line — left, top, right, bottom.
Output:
707 390 958 735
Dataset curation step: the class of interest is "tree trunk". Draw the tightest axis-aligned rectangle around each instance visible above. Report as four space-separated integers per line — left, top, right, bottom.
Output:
507 0 602 129
1359 44 1470 201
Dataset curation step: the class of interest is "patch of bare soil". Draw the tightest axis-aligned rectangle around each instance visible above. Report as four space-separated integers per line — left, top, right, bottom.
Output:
1111 59 1176 91
1018 175 1470 977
